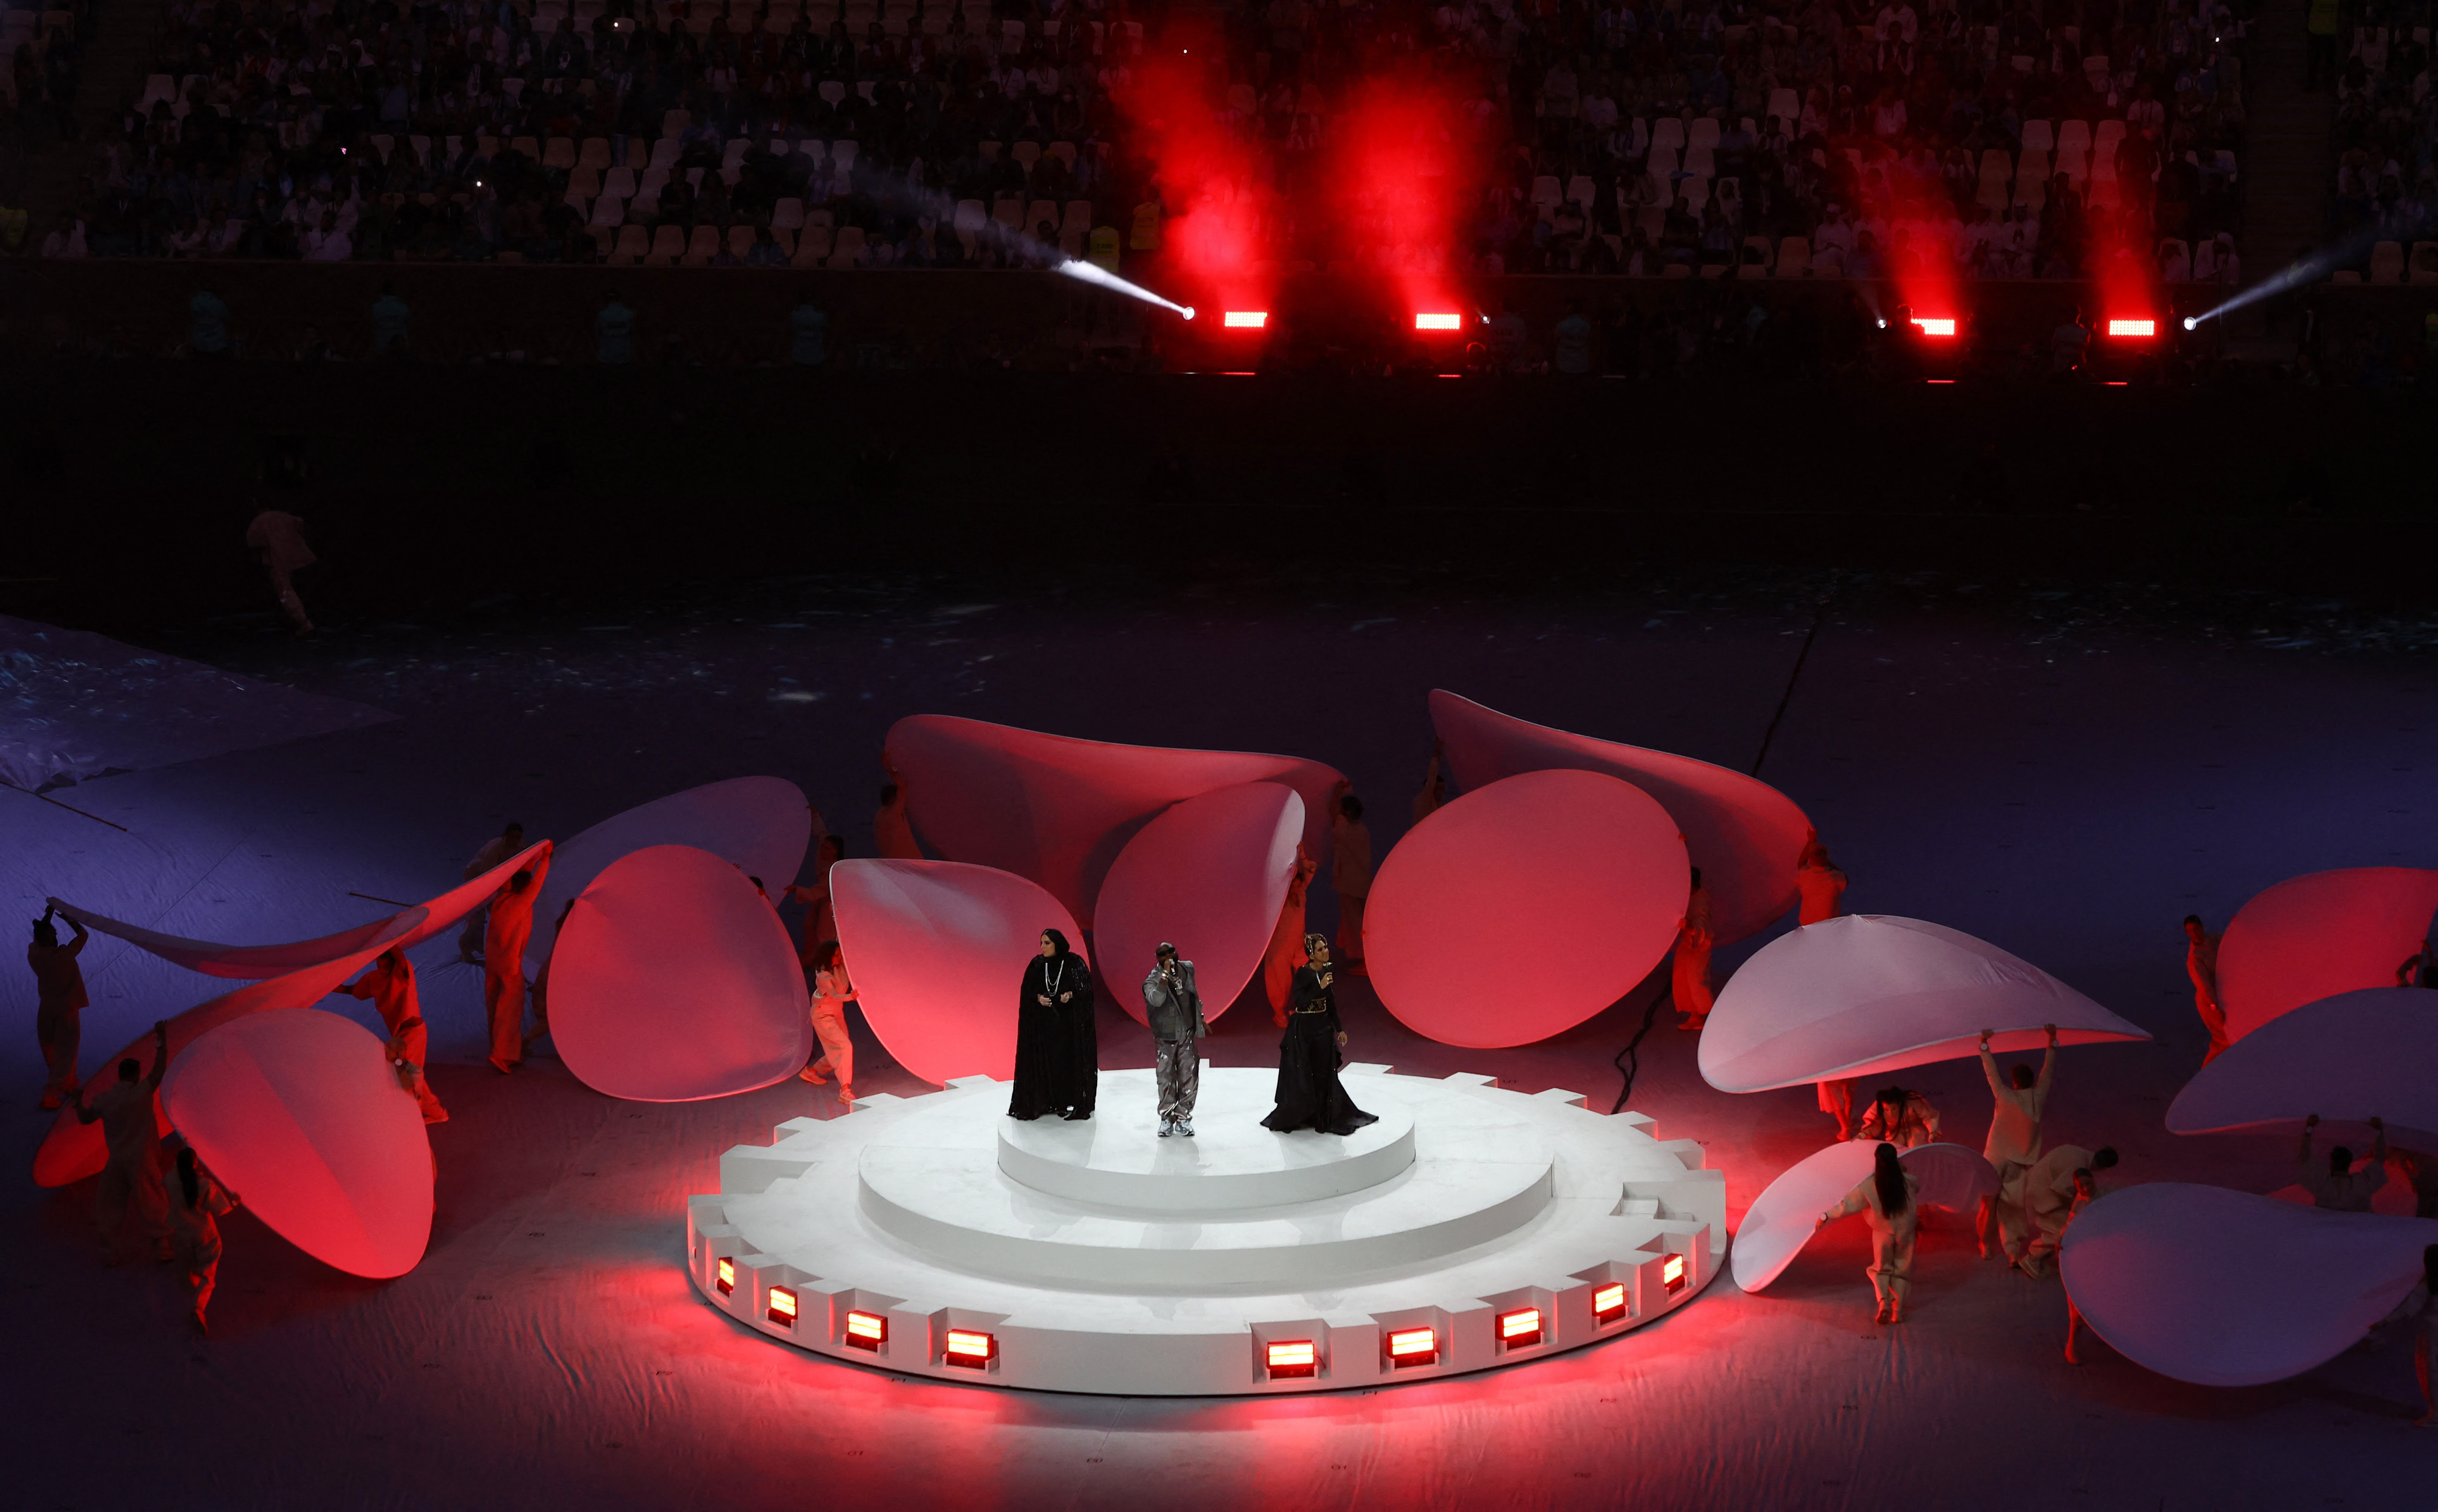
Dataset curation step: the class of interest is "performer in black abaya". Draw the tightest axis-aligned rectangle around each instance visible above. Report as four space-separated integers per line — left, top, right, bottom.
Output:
1262 934 1378 1136
1009 928 1098 1121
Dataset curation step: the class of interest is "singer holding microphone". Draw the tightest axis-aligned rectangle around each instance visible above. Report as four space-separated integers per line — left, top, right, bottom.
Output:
1141 942 1207 1138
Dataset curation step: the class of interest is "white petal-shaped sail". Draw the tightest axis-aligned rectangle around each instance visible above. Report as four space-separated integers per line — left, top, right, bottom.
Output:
1700 915 2149 1094
1092 782 1303 1026
2167 987 2438 1148
2061 1183 2438 1386
2217 868 2438 1043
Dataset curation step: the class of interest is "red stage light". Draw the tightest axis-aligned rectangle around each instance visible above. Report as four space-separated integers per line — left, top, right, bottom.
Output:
1663 1254 1689 1296
715 1256 735 1295
1926 378 1956 384
1414 313 1463 331
945 1328 997 1368
844 1310 887 1350
767 1285 799 1328
1497 1307 1543 1347
2106 319 2156 338
1593 1282 1629 1323
1222 311 1269 329
1386 1326 1438 1366
1910 318 1957 337
1265 1340 1318 1379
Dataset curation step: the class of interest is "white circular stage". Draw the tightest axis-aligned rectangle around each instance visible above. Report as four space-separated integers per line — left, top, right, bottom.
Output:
687 1063 1725 1395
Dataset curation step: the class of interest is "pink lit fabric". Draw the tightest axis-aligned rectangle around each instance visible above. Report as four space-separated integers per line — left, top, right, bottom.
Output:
2216 868 2438 1043
2059 1182 2438 1386
1363 769 1688 1049
1731 1141 1998 1292
160 1006 435 1279
1699 915 2149 1094
829 859 1086 1085
2167 987 2438 1148
1428 690 1811 944
548 845 813 1101
885 715 1342 927
32 910 428 1188
526 778 811 975
1092 782 1304 1026
48 842 549 979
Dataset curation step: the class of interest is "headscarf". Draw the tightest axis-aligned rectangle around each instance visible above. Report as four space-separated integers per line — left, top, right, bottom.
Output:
1041 927 1072 957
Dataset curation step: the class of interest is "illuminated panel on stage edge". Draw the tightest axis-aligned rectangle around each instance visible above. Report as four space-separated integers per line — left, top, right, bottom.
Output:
945 1328 997 1369
767 1285 798 1329
1663 1253 1689 1295
1386 1326 1439 1367
1414 312 1465 331
1911 317 1957 337
1498 1307 1544 1348
1222 311 1269 329
715 1256 735 1295
2107 318 2157 338
1593 1281 1629 1323
1265 1340 1319 1379
844 1310 887 1351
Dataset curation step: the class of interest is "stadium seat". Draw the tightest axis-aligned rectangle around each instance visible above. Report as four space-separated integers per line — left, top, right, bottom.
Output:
1025 199 1057 235
993 195 1023 228
1776 237 1809 277
663 109 690 137
774 198 805 229
511 136 540 161
1567 175 1596 212
1650 116 1685 152
828 226 867 268
2412 242 2438 284
830 140 857 171
728 225 758 259
648 224 686 264
2369 241 2404 284
682 224 720 265
649 137 681 170
2014 149 2048 207
568 164 601 199
579 137 612 170
1688 116 1720 150
2020 119 2053 153
1530 175 1562 221
792 225 832 266
589 194 625 227
1976 148 2012 211
1767 87 1798 124
1012 140 1041 173
611 224 648 263
603 166 636 201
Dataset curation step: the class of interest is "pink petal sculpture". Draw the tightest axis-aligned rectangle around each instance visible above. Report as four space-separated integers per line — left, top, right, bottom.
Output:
885 715 1342 927
527 777 811 975
1428 689 1811 944
2060 1183 2438 1386
2167 987 2438 1147
829 859 1086 1085
1363 769 1689 1049
548 845 813 1101
2217 868 2438 1043
33 910 428 1188
48 842 549 979
1699 915 2150 1094
1092 783 1305 1026
161 1007 435 1279
1733 1141 1997 1292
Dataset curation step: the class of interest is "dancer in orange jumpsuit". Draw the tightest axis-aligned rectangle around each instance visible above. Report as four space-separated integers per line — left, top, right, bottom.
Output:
483 845 552 1074
798 940 856 1103
1976 1024 2057 1263
1329 781 1374 976
1264 844 1318 1026
1800 829 1855 1129
874 759 921 860
1673 867 1716 1030
31 905 89 1109
2183 915 2227 1063
167 1138 240 1335
341 948 418 1035
71 1021 172 1263
385 1012 448 1122
458 821 525 963
1818 1142 1921 1324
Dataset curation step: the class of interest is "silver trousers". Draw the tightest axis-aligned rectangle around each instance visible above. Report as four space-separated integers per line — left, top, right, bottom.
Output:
1155 1040 1200 1121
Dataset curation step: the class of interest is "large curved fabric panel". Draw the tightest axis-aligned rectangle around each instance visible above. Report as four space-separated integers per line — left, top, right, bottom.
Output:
1093 783 1303 1027
526 777 810 975
48 842 548 980
1364 770 1688 1049
886 715 1342 927
830 859 1086 1086
1699 915 2149 1094
161 1007 435 1279
550 845 812 1101
2217 868 2438 1043
1428 689 1811 944
32 910 427 1188
2166 987 2438 1148
2060 1183 2438 1386
1732 1141 1996 1293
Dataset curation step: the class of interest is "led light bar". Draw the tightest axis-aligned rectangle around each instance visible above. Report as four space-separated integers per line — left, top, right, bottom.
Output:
1662 1254 1689 1295
1593 1281 1629 1323
1386 1326 1438 1367
2107 318 2156 338
1911 317 1957 336
1265 1340 1318 1379
767 1285 799 1328
1497 1308 1543 1348
715 1256 734 1296
1414 312 1463 330
844 1310 887 1351
1222 311 1269 328
945 1328 997 1368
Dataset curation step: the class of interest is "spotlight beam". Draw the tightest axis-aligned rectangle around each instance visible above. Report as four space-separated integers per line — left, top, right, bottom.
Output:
2185 223 2391 328
1052 257 1196 319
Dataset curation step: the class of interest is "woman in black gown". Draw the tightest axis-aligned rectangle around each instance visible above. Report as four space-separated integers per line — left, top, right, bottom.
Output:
1262 934 1378 1136
1008 928 1098 1121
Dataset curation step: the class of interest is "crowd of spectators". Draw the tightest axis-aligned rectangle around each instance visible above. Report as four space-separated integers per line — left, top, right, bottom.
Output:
3 0 89 153
2326 3 2438 280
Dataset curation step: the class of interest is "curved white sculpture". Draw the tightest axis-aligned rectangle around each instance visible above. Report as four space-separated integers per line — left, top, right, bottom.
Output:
1700 915 2150 1094
549 845 813 1102
2167 987 2438 1147
2060 1183 2438 1386
1365 769 1689 1049
1092 782 1304 1026
830 858 1087 1086
526 777 811 975
1428 689 1812 944
160 1007 435 1279
2217 868 2438 1043
1732 1140 1996 1293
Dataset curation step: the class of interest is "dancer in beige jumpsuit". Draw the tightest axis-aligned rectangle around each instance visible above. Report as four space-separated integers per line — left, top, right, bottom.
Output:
1976 1024 2057 1263
1819 1142 1921 1324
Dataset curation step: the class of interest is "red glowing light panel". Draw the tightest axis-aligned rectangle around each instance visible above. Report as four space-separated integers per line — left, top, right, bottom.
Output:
1414 313 1464 331
1222 311 1269 329
1498 1308 1544 1347
1910 318 1957 337
767 1285 799 1328
1663 1254 1689 1295
844 1311 887 1351
1386 1326 1439 1366
1265 1340 1318 1379
2107 319 2157 338
1593 1282 1629 1323
944 1329 997 1368
715 1256 735 1295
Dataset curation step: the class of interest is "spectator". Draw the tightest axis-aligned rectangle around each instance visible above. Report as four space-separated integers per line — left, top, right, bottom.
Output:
2050 305 2090 374
596 290 636 365
1553 299 1594 375
188 284 231 360
790 297 829 368
371 283 412 359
